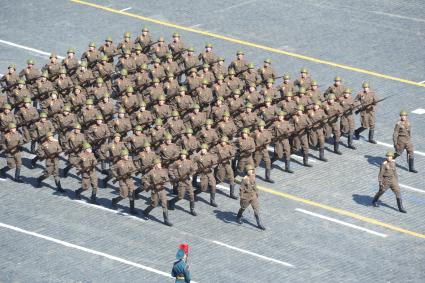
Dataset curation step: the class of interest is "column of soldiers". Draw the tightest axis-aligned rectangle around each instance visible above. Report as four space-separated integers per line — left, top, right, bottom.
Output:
0 28 418 228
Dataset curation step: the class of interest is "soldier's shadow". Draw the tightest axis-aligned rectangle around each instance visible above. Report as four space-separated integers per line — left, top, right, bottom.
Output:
364 155 385 167
352 193 398 211
213 209 238 224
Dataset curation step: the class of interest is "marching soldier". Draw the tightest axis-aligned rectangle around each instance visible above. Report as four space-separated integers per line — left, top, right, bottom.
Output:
9 79 31 108
42 53 61 79
279 74 295 96
225 69 244 92
199 43 217 65
393 110 417 173
372 151 406 213
0 123 24 182
228 50 248 75
135 27 152 50
0 64 19 94
294 68 312 90
54 68 74 101
98 36 119 62
131 101 153 128
339 88 357 149
252 120 274 183
325 76 345 99
354 82 378 144
0 103 17 133
81 42 102 69
86 114 111 173
186 104 206 132
242 63 261 87
177 128 200 155
258 58 277 82
15 97 38 147
166 111 186 137
68 85 86 112
193 144 218 207
174 86 194 114
101 133 128 187
217 112 238 139
236 128 255 175
79 99 99 128
293 105 312 167
31 112 54 153
324 93 343 155
62 123 85 177
19 59 41 95
117 32 135 54
236 165 265 230
308 101 327 162
62 48 79 76
271 111 294 173
149 118 167 147
214 136 238 199
109 107 132 137
125 125 150 155
74 143 98 204
198 119 219 146
97 92 115 122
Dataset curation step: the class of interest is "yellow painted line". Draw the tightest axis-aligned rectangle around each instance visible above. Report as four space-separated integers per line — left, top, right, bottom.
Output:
70 0 425 88
258 185 425 239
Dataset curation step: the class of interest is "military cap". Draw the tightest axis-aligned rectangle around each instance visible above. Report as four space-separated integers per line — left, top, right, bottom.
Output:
143 142 151 148
103 92 111 98
233 89 241 95
201 143 209 150
105 36 113 42
96 77 104 84
188 46 195 52
181 149 188 155
63 105 71 112
236 50 244 55
218 57 225 62
114 133 121 138
123 49 131 55
95 114 104 120
284 91 293 97
202 79 209 85
59 68 67 74
142 27 149 32
135 44 143 51
203 63 210 68
205 43 213 48
248 82 256 88
140 63 148 70
124 32 131 38
245 164 255 172
264 96 272 103
152 77 160 83
164 133 172 140
134 125 143 131
126 86 134 93
245 102 253 109
334 76 342 81
206 119 214 125
8 64 16 69
155 118 163 126
89 42 96 48
154 158 161 165
171 110 179 117
120 149 129 157
158 36 165 42
158 94 166 101
50 53 57 58
167 73 175 78
83 142 92 150
257 120 266 127
264 58 272 64
192 104 200 109
242 128 250 134
385 150 394 157
278 110 287 116
46 132 54 138
283 74 291 80
120 69 128 76
221 136 229 143
314 100 322 106
118 107 126 114
217 96 224 102
39 112 48 118
223 111 230 117
139 100 146 107
67 48 76 53
247 63 255 69
186 128 193 134
189 68 197 73
41 71 49 78
73 123 82 129
27 59 35 65
18 79 26 84
179 86 187 92
311 80 318 86
362 82 369 88
217 74 224 80
298 87 306 94
3 103 12 110
399 109 408 116
23 97 32 103
343 88 352 94
166 53 173 59
228 69 236 75
297 105 305 111
74 85 82 90
80 61 88 67
86 99 93 105
267 78 274 84
300 67 308 73
172 32 180 37
327 93 336 100
8 123 16 130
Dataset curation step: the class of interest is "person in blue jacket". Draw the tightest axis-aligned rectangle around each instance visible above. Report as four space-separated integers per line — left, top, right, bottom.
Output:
171 248 191 283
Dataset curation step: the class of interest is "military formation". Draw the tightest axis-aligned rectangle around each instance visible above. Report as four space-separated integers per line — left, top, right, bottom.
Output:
0 28 418 229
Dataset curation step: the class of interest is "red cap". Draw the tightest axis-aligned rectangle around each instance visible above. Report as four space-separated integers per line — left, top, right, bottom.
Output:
178 243 189 255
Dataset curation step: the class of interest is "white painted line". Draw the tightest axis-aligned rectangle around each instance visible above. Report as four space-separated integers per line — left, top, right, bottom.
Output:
0 222 199 282
217 184 230 191
267 146 317 163
417 81 425 84
0 39 65 59
212 240 294 268
372 11 425 23
120 7 132 12
411 108 425 115
189 24 202 28
376 141 425 157
214 0 258 13
400 184 425 194
295 208 388 238
74 200 146 223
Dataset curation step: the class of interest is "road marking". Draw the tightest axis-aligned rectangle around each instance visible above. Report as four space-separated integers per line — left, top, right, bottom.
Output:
70 0 425 88
418 81 425 84
213 0 258 13
371 11 425 23
295 208 388 238
375 141 425 157
212 240 294 267
0 222 199 282
411 108 425 115
120 7 132 12
0 39 65 59
400 184 425 194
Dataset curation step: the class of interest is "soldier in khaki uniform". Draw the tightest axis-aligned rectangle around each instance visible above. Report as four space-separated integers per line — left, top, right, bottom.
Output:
42 53 61 79
308 101 327 162
252 120 274 183
135 27 152 50
198 119 219 146
236 165 265 230
372 151 406 213
142 159 173 226
68 85 86 112
33 132 64 192
0 123 24 182
131 101 154 128
109 107 132 137
97 92 115 122
79 99 99 128
293 105 312 167
74 143 98 204
186 104 207 132
159 133 181 165
149 118 167 147
294 68 312 90
325 76 345 99
271 111 294 173
211 96 229 122
242 63 261 87
324 93 343 155
225 69 244 92
279 74 295 97
258 59 277 82
193 144 218 207
354 82 378 144
168 150 198 216
62 123 85 177
125 125 150 155
228 50 248 75
15 97 38 147
98 36 119 62
236 128 256 175
393 110 417 173
81 42 102 69
62 48 79 76
117 32 135 54
111 149 137 214
31 112 54 153
0 104 17 133
166 111 186 137
338 88 357 149
278 91 297 115
214 136 238 199
174 86 194 114
86 114 111 173
54 68 74 100
198 43 217 65
217 112 238 139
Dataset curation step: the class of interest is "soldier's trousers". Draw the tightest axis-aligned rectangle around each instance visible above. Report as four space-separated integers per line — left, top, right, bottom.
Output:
200 172 216 193
309 128 325 148
21 127 32 143
293 134 309 154
240 195 260 215
43 158 60 177
254 147 271 169
328 121 341 141
274 139 291 160
360 111 375 129
216 162 235 185
81 170 98 191
151 189 168 208
177 180 195 202
377 178 401 198
68 153 80 167
6 152 22 169
340 115 355 134
118 178 135 200
237 155 254 173
395 138 414 156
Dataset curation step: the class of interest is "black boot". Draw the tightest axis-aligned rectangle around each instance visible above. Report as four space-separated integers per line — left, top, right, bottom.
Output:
14 168 23 183
372 193 381 207
347 134 356 149
111 196 123 209
142 205 154 218
102 174 111 188
408 156 418 173
265 168 274 183
168 196 178 210
0 166 9 179
271 154 277 164
30 141 36 154
55 178 65 193
192 175 198 188
129 200 137 215
354 127 365 140
101 161 108 174
255 214 266 230
30 156 39 169
393 152 400 159
190 201 197 216
334 141 342 155
396 198 407 213
75 188 83 200
91 191 97 204
163 209 173 226
319 148 327 162
229 184 238 199
368 129 377 144
210 191 218 207
236 208 244 224
194 188 202 195
303 153 312 167
36 175 46 188
172 184 178 195
62 165 72 178
285 159 294 173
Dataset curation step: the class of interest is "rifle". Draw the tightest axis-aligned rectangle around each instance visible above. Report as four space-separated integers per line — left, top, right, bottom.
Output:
354 94 396 115
1 82 19 93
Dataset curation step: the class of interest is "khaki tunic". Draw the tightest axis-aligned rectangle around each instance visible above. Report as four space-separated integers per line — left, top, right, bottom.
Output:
137 150 159 173
66 132 86 166
15 106 39 142
159 143 181 164
378 160 400 198
271 120 292 160
111 158 136 199
177 135 200 154
86 123 110 160
239 174 260 214
194 152 217 192
252 129 273 169
237 136 255 173
2 131 23 168
214 143 236 185
293 114 310 152
144 167 170 208
339 96 357 134
36 139 62 177
170 159 197 201
393 120 414 155
77 151 98 190
355 90 377 129
217 119 238 139
324 102 342 141
308 109 326 148
32 120 55 143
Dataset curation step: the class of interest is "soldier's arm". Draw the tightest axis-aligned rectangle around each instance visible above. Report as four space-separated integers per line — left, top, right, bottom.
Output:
378 163 385 184
393 123 400 145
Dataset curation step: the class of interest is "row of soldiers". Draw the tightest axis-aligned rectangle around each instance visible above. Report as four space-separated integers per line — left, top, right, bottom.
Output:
0 29 418 228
